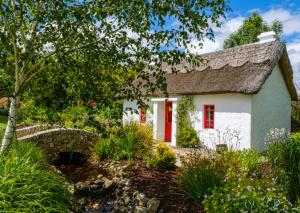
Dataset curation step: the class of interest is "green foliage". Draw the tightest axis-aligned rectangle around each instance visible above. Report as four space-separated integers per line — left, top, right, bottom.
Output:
146 142 176 169
266 136 287 167
290 132 300 140
91 137 114 161
292 102 300 132
0 116 7 139
0 108 8 116
59 106 89 129
176 96 199 148
180 153 226 202
239 149 261 173
223 12 283 48
18 99 51 124
91 123 153 161
0 0 230 147
266 134 300 202
0 142 71 212
217 149 261 176
203 175 294 212
282 138 300 202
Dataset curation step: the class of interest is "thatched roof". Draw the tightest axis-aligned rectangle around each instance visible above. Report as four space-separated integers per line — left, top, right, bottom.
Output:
152 40 298 101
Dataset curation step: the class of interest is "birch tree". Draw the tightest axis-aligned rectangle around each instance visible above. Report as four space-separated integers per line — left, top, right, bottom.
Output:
0 0 230 152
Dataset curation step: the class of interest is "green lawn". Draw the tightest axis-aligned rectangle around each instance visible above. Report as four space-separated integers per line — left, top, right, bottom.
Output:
0 116 7 138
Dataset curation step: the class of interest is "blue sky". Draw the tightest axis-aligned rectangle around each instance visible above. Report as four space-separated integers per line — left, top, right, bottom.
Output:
186 0 300 90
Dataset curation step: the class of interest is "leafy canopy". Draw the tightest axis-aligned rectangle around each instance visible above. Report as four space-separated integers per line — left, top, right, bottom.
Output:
223 12 283 49
0 0 230 103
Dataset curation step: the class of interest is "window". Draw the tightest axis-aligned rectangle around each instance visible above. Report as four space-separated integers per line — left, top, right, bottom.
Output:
140 107 146 124
204 105 215 129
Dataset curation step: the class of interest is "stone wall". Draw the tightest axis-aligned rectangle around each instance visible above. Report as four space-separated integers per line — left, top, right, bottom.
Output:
18 128 99 156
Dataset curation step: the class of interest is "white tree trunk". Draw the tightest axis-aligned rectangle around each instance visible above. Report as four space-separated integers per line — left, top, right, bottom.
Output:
1 97 17 152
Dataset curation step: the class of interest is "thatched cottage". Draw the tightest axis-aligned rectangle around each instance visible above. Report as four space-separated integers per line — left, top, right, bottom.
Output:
123 32 298 151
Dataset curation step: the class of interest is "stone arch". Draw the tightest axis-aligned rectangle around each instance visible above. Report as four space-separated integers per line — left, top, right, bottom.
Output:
17 127 99 156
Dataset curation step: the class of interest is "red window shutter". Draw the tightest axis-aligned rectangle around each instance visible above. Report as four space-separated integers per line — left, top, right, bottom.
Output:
204 105 215 129
140 107 146 124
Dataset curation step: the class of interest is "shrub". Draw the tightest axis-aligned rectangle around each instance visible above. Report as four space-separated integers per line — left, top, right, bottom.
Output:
290 132 300 140
91 137 114 161
176 96 199 148
266 133 300 202
203 175 294 212
239 149 261 173
180 153 225 202
146 142 176 169
91 123 153 161
0 108 8 116
177 127 199 148
266 133 287 169
219 149 261 176
59 106 89 129
282 138 300 202
0 142 71 212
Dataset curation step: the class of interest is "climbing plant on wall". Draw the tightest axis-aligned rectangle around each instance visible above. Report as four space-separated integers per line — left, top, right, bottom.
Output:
176 96 200 148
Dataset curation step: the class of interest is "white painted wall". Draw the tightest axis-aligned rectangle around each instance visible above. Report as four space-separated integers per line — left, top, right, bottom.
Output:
124 65 292 152
123 100 153 125
251 65 292 151
123 100 140 123
153 101 165 140
190 94 252 149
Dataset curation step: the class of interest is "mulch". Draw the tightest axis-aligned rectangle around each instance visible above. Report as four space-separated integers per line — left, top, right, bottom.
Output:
126 160 203 213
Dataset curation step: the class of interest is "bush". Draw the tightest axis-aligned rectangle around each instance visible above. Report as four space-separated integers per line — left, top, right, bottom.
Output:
59 106 89 129
0 108 8 116
203 175 294 212
177 127 199 148
180 153 225 202
91 123 153 161
266 133 300 202
91 137 114 161
0 142 71 212
219 149 261 176
176 96 199 148
282 138 300 202
146 142 176 169
239 149 261 173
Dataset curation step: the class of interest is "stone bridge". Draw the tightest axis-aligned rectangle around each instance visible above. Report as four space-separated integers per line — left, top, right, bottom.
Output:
17 125 99 156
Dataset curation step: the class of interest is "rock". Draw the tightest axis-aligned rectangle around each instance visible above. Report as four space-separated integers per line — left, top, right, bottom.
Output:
136 193 149 207
67 184 75 194
133 190 140 198
124 196 131 205
92 203 100 209
136 193 146 201
90 184 99 190
94 179 103 184
134 206 147 213
75 181 89 191
97 174 103 179
123 186 130 191
78 197 87 206
147 198 160 213
119 206 128 212
103 178 114 189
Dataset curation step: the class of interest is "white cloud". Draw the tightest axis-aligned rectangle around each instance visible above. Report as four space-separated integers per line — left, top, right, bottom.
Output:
187 16 244 54
287 41 300 90
186 8 300 91
261 8 300 36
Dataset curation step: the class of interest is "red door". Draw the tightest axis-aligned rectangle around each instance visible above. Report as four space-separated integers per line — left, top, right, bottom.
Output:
164 101 172 142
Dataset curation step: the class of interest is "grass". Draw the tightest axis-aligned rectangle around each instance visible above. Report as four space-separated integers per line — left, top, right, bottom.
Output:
0 116 7 139
0 141 71 211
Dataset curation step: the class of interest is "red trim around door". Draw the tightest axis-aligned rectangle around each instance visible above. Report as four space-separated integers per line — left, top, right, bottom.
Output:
164 101 172 142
